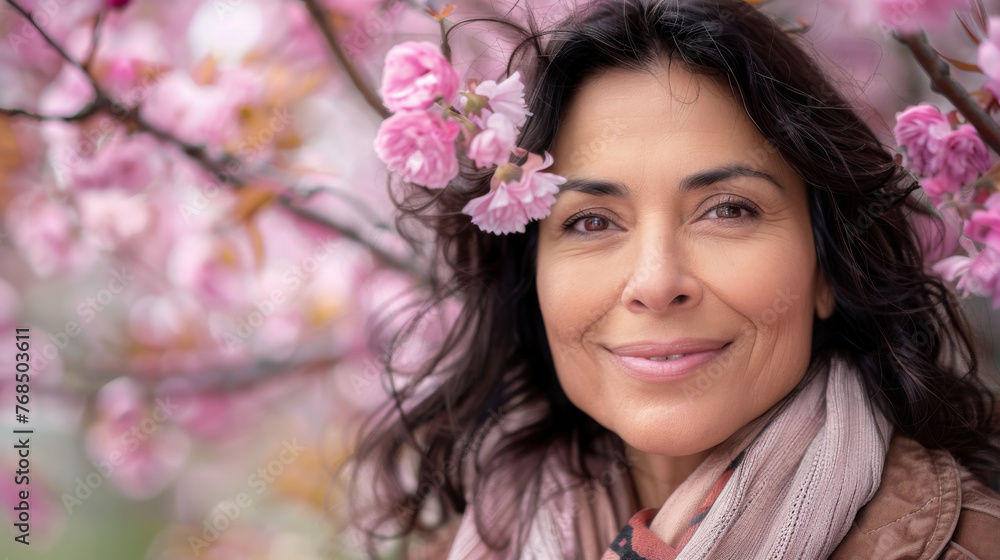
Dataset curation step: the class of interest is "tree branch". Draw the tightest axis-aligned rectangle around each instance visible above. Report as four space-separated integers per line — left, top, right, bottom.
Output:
301 0 391 119
82 10 104 69
897 32 1000 156
277 191 428 283
5 0 110 101
1 0 425 282
1 102 104 121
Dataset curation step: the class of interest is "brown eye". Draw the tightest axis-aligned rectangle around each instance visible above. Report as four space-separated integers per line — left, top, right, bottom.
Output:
715 204 743 218
582 216 609 231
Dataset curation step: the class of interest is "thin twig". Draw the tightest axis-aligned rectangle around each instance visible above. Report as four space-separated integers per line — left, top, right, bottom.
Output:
82 11 104 69
301 183 393 230
129 113 242 184
897 32 1000 156
1 103 104 121
278 192 428 283
301 0 391 119
5 0 109 100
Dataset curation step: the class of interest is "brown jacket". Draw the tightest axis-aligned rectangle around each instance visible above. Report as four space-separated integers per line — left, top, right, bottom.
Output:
422 433 1000 559
831 434 1000 560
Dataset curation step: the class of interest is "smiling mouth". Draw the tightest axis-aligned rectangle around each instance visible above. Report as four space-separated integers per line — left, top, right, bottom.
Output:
608 342 733 381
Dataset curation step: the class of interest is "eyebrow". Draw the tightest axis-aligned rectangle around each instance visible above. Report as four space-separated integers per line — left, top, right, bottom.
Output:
557 164 785 197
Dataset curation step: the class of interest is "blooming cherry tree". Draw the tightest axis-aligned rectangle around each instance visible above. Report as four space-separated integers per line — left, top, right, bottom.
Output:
0 0 999 557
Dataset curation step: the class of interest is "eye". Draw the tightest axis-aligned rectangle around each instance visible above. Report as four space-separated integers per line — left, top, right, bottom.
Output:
702 196 760 222
561 210 620 235
713 204 744 218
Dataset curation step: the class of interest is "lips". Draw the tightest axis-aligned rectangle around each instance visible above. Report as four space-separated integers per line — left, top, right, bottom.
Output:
607 338 731 381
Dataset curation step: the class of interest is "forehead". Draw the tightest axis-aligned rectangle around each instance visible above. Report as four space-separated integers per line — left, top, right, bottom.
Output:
550 62 798 189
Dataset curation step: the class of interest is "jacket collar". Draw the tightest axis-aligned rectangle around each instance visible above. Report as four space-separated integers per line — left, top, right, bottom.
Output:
830 433 962 560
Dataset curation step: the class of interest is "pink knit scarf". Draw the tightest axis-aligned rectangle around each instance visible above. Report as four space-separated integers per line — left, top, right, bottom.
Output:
446 355 893 559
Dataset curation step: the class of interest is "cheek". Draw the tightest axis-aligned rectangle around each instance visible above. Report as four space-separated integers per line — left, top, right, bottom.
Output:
705 236 819 397
536 249 618 409
536 249 618 345
699 230 817 324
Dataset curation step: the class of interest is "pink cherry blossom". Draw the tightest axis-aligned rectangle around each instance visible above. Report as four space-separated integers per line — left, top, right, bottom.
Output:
933 124 992 187
934 237 1000 308
0 0 102 73
933 238 977 294
167 391 264 442
966 247 1000 307
166 233 253 309
468 112 517 168
5 193 95 278
914 205 963 264
836 0 970 32
462 152 565 235
77 190 152 249
140 69 264 151
373 110 460 188
894 104 950 176
877 0 969 32
128 293 199 349
920 174 962 205
37 65 95 117
97 57 156 104
322 0 385 19
62 131 161 191
85 377 192 499
379 41 459 113
474 70 530 128
979 18 1000 83
965 192 1000 247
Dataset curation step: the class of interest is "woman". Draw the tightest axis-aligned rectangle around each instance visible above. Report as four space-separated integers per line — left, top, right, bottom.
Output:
350 0 1000 558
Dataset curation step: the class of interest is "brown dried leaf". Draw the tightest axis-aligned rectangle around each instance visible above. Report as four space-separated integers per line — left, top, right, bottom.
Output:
425 4 455 21
245 221 266 270
972 0 989 35
969 88 996 111
232 183 278 224
0 116 20 212
957 14 982 45
0 116 21 171
940 53 982 73
191 54 216 86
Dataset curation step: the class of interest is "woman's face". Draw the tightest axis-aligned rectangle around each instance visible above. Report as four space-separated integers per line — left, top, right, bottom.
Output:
536 63 834 457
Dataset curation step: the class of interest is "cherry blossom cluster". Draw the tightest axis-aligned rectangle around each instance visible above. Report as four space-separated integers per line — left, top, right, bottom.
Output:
373 41 565 235
835 0 971 32
893 15 1000 308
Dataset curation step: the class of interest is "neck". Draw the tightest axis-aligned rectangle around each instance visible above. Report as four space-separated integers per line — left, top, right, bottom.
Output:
626 443 715 510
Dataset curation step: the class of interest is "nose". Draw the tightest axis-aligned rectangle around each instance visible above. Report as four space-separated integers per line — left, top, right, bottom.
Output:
620 232 702 313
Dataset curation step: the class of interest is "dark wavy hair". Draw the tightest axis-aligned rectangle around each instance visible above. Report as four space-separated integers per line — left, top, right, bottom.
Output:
347 0 1000 556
